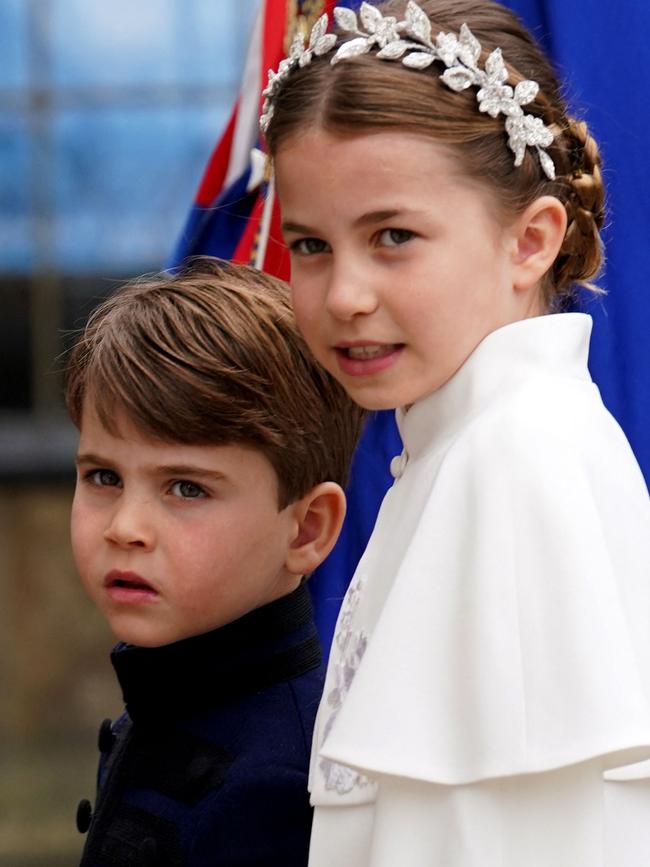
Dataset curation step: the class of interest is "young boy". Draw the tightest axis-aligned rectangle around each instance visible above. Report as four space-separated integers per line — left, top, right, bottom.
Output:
66 258 365 867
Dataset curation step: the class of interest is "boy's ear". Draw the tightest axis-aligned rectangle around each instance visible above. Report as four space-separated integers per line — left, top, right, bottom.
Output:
285 482 347 577
511 195 567 291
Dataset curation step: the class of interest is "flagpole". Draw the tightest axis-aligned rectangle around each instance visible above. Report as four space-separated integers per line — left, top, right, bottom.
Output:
253 173 275 270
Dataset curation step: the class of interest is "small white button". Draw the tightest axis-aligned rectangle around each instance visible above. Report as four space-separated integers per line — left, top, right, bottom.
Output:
390 451 408 479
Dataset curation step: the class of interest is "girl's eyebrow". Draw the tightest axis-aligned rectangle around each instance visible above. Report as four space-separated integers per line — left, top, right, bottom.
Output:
355 209 401 227
281 219 317 235
282 209 404 235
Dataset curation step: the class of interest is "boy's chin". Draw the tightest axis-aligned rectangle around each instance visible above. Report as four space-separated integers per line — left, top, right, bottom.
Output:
107 618 206 649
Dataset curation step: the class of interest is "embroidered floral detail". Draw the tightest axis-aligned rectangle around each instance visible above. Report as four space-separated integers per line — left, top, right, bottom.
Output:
319 572 372 794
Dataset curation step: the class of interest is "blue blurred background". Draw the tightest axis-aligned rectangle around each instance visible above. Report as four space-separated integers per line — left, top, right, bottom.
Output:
1 0 255 425
0 1 256 863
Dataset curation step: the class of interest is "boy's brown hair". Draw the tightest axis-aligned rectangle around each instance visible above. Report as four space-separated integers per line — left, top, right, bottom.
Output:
65 257 365 508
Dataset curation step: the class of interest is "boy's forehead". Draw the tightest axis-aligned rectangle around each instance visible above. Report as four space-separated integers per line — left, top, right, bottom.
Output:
77 397 282 488
79 396 143 443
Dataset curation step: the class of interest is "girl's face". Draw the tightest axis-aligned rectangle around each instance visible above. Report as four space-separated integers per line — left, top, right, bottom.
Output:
275 129 537 410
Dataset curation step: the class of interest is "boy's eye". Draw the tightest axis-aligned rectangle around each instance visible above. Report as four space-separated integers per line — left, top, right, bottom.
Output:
291 237 331 256
378 228 414 247
171 480 207 499
88 469 121 487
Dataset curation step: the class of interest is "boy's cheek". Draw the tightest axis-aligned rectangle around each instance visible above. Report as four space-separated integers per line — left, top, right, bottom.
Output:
70 499 96 575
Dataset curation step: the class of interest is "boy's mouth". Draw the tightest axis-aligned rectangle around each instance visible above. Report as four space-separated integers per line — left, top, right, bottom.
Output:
104 570 159 601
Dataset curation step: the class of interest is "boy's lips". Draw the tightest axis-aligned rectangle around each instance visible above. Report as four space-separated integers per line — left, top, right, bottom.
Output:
104 569 159 604
334 342 404 376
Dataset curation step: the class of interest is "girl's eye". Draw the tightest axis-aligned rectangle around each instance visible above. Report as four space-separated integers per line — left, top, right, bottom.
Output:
378 228 415 247
291 237 331 256
171 480 207 499
88 469 121 487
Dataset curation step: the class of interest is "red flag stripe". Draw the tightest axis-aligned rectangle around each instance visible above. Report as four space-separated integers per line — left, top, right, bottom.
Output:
260 0 290 116
194 100 239 207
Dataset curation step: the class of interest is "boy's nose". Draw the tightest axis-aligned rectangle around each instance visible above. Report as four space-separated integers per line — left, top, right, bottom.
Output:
103 498 155 550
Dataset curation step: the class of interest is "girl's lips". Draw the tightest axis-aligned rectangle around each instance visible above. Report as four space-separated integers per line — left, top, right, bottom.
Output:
335 343 404 377
104 570 159 604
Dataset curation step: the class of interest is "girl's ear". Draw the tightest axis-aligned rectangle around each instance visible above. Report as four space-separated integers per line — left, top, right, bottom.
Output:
284 482 347 577
511 195 567 291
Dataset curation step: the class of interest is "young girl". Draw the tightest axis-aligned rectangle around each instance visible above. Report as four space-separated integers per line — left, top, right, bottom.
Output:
261 1 650 865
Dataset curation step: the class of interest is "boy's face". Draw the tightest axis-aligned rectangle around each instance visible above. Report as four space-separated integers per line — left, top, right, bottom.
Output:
71 403 302 647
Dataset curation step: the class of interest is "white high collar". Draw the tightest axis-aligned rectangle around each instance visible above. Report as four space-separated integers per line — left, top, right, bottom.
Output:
396 313 593 461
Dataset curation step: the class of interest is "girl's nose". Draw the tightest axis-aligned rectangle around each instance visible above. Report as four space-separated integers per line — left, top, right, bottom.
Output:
325 262 379 320
103 498 155 550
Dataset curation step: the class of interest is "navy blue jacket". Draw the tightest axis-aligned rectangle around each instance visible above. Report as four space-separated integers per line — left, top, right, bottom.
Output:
76 584 324 866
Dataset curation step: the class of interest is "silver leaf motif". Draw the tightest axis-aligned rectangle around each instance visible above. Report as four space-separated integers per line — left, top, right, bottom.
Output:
360 1 383 33
485 48 508 83
477 81 514 117
538 148 556 180
514 79 539 106
374 16 400 47
331 37 372 64
314 33 338 56
309 13 328 47
402 52 436 70
377 41 409 59
259 0 556 179
458 23 481 66
287 31 305 60
441 66 474 91
405 0 431 43
333 7 358 33
435 32 460 67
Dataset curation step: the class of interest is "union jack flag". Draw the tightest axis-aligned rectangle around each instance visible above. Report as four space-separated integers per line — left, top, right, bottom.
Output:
170 0 350 277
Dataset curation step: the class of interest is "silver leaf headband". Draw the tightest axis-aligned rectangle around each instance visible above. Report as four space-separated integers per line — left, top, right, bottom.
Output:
260 0 556 180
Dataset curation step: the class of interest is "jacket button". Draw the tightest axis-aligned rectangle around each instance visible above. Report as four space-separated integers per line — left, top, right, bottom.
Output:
76 798 92 833
390 450 408 479
139 837 157 865
97 718 115 753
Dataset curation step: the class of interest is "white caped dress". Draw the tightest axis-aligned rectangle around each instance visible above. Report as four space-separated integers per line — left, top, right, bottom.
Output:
307 313 650 867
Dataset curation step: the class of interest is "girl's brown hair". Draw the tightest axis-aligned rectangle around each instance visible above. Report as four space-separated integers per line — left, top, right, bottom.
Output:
265 0 605 308
65 257 365 508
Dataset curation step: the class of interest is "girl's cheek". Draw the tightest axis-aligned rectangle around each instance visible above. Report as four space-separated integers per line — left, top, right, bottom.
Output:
289 294 316 335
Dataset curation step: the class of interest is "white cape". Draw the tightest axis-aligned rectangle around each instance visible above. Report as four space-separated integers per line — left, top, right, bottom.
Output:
308 314 650 867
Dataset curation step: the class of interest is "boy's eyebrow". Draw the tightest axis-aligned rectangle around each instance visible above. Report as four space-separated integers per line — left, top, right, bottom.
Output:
154 464 227 480
281 209 402 235
75 455 227 481
75 452 110 466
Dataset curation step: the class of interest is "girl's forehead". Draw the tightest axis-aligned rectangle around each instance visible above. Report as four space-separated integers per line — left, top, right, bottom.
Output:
274 127 495 219
277 125 446 157
276 127 458 187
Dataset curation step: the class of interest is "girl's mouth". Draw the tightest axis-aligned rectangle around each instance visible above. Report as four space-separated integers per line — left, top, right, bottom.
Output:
335 343 404 376
344 344 401 360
